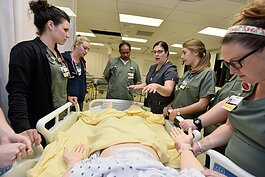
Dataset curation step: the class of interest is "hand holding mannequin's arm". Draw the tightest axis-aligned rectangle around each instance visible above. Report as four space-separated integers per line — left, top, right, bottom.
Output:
0 108 33 157
180 99 228 131
170 127 204 172
193 118 233 154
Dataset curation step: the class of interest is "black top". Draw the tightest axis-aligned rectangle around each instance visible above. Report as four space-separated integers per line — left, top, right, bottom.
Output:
145 61 178 114
6 37 54 133
62 51 87 104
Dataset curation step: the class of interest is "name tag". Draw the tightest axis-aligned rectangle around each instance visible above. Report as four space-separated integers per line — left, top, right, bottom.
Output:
128 72 134 79
60 65 70 78
222 95 244 111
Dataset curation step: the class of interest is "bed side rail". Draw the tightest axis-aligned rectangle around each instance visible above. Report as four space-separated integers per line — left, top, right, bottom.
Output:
88 99 144 112
206 149 254 177
36 102 79 144
3 145 43 177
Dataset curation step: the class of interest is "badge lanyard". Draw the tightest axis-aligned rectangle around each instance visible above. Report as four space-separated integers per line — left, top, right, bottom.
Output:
112 59 134 74
70 53 86 76
178 71 195 90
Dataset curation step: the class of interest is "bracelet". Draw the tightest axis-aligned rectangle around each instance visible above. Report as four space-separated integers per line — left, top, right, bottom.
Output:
178 145 193 154
196 141 204 153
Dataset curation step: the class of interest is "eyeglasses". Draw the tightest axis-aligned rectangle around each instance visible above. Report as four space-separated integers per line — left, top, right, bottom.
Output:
151 50 164 55
223 45 264 69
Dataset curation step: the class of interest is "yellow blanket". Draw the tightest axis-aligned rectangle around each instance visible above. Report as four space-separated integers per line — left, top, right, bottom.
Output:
27 105 180 177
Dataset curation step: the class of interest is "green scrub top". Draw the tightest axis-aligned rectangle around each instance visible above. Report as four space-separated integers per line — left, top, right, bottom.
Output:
205 75 254 136
225 93 265 176
172 67 216 119
103 57 141 100
47 49 68 109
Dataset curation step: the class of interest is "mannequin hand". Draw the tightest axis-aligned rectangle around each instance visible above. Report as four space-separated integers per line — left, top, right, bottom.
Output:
170 127 193 150
63 144 86 167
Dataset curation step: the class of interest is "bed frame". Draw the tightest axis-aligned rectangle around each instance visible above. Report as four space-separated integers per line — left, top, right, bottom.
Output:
4 99 254 177
3 145 43 177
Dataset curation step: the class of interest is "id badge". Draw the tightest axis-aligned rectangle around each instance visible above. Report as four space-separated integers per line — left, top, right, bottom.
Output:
222 95 244 111
179 85 186 90
60 66 70 78
77 67 82 76
128 72 134 79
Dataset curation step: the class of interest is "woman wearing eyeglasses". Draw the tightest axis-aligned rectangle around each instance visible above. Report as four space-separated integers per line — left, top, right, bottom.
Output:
62 36 90 111
163 39 216 124
128 41 178 114
182 1 265 176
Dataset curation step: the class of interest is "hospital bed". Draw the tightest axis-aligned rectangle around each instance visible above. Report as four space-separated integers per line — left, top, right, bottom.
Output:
3 145 43 177
4 99 254 177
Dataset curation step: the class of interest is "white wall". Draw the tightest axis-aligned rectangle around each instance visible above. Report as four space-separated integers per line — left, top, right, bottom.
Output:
0 0 36 115
84 48 186 82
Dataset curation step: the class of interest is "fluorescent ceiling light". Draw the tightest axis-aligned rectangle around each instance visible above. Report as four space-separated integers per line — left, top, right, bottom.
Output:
131 47 141 50
171 44 182 48
90 42 104 46
198 27 227 37
119 14 163 27
122 37 147 43
76 32 95 37
57 6 76 17
169 52 177 55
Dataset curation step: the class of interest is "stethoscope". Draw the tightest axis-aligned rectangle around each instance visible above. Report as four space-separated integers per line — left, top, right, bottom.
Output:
112 58 134 72
46 48 71 78
70 53 86 75
47 48 69 68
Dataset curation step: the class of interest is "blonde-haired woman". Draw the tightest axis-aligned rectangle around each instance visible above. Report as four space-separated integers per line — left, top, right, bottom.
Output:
176 0 265 175
163 39 216 125
62 36 91 111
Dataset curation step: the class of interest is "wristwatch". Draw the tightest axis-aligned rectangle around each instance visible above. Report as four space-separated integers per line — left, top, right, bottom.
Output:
193 118 202 131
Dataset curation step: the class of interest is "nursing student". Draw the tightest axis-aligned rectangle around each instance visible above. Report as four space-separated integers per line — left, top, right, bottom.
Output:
62 36 91 111
103 41 142 101
180 74 253 157
163 39 216 124
187 0 265 175
6 0 73 133
129 41 178 114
